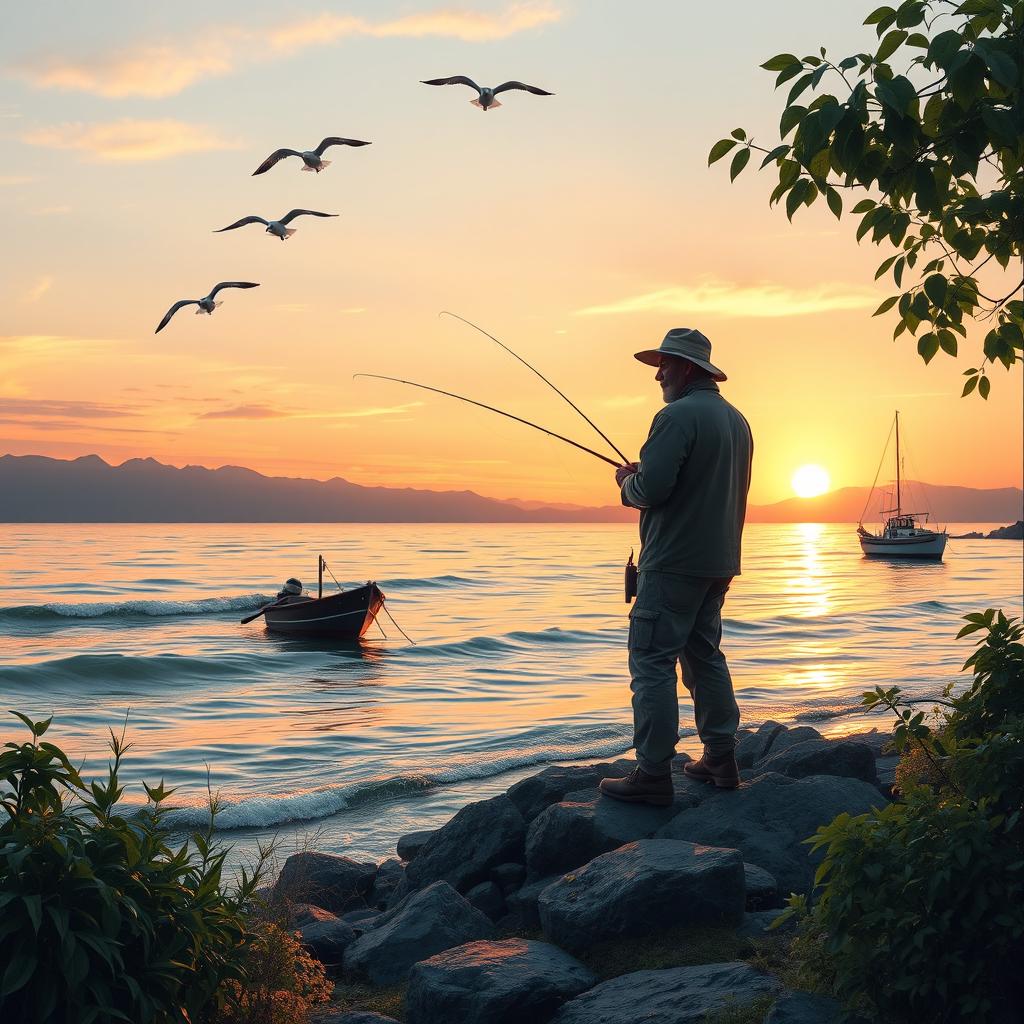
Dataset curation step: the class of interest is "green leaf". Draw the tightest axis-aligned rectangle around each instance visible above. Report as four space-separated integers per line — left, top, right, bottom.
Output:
730 128 747 141
917 333 939 363
762 53 801 72
876 30 908 63
826 187 843 219
729 147 751 181
708 138 738 166
852 199 876 214
874 296 899 316
0 954 36 998
864 5 896 25
924 274 947 306
961 375 979 397
978 375 990 399
937 329 957 356
779 105 807 138
759 144 790 168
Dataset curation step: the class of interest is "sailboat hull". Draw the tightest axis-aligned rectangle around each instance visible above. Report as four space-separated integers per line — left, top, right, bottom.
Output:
858 531 948 559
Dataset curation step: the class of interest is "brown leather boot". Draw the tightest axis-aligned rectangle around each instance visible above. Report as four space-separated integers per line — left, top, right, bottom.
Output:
598 766 674 807
683 750 740 790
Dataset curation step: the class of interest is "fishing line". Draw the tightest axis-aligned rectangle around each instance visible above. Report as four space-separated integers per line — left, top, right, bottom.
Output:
440 311 630 465
859 416 896 524
381 602 417 644
354 373 624 468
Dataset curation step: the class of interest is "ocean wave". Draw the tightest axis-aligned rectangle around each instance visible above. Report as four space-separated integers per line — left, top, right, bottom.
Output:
380 575 489 591
0 651 263 686
0 594 274 622
163 727 638 831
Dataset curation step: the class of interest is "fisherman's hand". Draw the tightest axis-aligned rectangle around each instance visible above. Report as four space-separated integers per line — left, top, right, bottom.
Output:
615 462 639 486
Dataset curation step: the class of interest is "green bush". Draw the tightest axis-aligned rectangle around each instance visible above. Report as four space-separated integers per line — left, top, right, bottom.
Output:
782 611 1024 1023
0 713 271 1023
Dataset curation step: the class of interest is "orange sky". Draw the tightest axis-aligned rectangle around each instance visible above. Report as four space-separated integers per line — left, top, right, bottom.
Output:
1 1 1021 507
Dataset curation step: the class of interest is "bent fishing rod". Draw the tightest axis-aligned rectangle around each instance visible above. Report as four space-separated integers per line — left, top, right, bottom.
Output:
353 373 623 468
439 311 630 466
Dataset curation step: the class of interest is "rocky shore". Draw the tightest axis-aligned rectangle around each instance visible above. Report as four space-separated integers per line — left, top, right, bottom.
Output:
951 520 1023 540
266 723 895 1023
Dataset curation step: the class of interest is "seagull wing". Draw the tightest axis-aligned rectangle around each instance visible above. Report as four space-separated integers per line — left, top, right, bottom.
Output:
209 281 260 298
316 137 371 154
279 209 338 225
155 300 197 334
213 216 268 233
493 80 554 96
251 149 302 175
421 76 482 94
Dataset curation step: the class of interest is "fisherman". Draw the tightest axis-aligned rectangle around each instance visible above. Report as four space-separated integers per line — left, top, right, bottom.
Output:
275 578 305 603
600 328 753 804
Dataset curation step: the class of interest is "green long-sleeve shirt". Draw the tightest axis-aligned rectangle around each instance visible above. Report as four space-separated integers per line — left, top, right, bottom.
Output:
621 380 753 576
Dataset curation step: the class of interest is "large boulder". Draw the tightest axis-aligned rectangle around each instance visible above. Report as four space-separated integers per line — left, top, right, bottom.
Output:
525 786 699 879
275 852 378 914
464 880 505 922
406 795 526 894
655 772 884 896
344 881 495 986
504 875 560 931
313 1012 400 1024
761 726 823 759
538 839 745 952
397 830 437 862
506 760 636 823
406 938 596 1024
550 962 780 1024
369 858 405 909
735 721 785 768
299 916 357 968
490 862 526 894
757 739 878 785
744 862 779 910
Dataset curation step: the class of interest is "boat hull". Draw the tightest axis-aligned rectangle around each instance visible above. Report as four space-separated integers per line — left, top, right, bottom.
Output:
264 583 385 638
858 532 948 559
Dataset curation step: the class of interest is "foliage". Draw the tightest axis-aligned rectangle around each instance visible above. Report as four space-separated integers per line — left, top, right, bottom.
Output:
0 713 272 1024
710 0 1024 393
777 611 1024 1023
210 922 332 1024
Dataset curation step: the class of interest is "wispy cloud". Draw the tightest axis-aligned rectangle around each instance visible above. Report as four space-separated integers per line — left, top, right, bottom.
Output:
333 402 424 419
0 397 136 419
32 204 72 216
24 276 53 303
575 279 877 319
200 404 290 420
0 175 33 186
15 3 562 98
22 119 237 162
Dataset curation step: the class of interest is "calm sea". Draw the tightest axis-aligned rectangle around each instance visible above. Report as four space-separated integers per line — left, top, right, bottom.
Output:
1 523 1020 867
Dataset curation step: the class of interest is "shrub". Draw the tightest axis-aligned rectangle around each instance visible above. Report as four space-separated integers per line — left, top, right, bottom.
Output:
0 713 271 1023
210 922 332 1024
781 611 1024 1023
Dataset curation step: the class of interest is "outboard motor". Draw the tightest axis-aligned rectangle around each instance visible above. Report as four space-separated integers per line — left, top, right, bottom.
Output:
277 577 303 600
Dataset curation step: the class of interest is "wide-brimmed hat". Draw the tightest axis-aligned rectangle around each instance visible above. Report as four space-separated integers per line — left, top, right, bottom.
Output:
633 327 727 381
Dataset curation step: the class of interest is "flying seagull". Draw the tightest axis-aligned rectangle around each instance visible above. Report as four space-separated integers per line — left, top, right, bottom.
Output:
251 137 370 175
214 209 338 241
420 76 553 111
155 282 259 334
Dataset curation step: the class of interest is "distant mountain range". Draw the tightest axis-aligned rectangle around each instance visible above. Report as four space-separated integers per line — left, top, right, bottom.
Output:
0 454 1020 524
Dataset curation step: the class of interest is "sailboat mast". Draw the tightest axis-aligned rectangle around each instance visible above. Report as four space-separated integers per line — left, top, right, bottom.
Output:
895 410 901 515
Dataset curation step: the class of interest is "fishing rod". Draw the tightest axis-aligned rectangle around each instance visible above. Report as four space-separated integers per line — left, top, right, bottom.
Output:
353 373 623 468
440 311 630 466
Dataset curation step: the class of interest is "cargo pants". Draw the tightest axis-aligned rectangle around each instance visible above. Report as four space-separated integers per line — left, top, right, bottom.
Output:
627 570 740 775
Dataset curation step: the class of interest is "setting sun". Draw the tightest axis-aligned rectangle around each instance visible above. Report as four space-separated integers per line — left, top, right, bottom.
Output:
791 464 831 498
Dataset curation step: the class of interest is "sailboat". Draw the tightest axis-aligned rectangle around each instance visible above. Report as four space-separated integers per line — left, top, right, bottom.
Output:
857 411 948 560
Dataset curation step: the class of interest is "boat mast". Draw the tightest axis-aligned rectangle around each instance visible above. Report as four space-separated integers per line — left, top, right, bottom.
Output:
895 410 901 517
318 554 323 600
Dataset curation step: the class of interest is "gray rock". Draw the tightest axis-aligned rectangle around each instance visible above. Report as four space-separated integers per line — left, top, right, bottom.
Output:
744 862 779 910
490 862 526 894
765 990 857 1023
504 875 561 931
737 909 794 938
344 880 495 986
736 721 785 769
369 858 405 909
550 962 780 1024
539 839 745 952
655 772 885 896
839 729 891 756
341 909 381 936
406 795 526 894
525 786 699 879
465 880 505 922
299 916 357 967
385 874 411 909
406 938 597 1024
275 852 378 915
759 726 823 761
397 829 437 862
507 760 636 823
758 740 878 785
290 902 339 927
